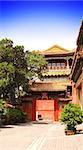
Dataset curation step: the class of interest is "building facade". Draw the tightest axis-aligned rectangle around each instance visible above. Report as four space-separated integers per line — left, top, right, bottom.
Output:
22 45 74 121
70 21 83 109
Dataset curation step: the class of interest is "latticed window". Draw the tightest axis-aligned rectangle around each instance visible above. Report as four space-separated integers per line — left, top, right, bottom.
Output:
57 63 60 68
52 63 55 69
48 63 52 69
55 63 57 68
61 63 65 68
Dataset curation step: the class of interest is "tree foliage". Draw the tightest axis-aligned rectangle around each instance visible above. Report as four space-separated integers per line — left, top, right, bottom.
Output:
0 38 47 104
26 51 47 80
0 38 28 103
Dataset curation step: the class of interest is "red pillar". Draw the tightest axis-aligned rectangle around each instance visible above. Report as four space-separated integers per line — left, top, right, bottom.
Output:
32 99 36 121
54 99 59 121
71 80 77 104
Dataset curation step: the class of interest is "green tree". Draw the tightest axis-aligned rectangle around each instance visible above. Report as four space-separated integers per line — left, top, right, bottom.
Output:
26 51 47 80
0 38 47 104
0 38 27 104
0 39 15 101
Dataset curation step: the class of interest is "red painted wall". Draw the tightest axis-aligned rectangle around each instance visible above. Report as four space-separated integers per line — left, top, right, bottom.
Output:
22 102 32 120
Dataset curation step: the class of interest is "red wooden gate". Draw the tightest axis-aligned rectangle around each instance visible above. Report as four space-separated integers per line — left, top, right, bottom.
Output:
32 99 59 121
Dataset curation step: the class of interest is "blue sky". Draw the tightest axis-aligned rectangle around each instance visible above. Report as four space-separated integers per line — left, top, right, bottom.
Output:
0 1 83 51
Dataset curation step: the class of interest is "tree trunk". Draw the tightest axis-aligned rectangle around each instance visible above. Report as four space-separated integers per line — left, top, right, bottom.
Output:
10 88 16 105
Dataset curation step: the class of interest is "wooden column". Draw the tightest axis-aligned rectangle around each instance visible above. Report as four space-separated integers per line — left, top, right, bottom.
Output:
67 59 69 69
82 80 83 109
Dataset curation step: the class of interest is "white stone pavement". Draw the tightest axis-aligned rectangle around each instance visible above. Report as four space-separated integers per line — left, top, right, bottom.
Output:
0 122 83 150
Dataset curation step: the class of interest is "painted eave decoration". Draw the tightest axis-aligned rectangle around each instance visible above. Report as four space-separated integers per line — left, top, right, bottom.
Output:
42 69 71 76
59 97 72 101
30 81 71 92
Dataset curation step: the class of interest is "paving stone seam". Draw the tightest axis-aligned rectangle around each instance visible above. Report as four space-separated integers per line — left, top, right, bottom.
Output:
26 136 45 150
25 137 38 150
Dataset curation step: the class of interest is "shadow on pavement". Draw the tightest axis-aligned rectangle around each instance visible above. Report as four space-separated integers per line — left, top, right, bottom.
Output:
13 121 33 126
32 120 53 124
0 121 32 128
0 125 14 128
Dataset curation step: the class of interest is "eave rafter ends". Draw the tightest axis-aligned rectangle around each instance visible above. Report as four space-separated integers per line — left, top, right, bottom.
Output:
70 20 83 79
77 20 83 46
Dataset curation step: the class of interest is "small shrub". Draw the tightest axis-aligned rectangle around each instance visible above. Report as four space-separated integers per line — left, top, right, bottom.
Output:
0 99 7 126
6 108 27 124
60 103 83 131
0 99 27 125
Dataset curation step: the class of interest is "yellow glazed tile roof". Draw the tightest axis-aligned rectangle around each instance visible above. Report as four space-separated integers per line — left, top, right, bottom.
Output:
40 45 74 55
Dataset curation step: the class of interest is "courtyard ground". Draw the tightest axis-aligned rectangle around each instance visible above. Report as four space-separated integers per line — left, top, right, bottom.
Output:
0 121 83 150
